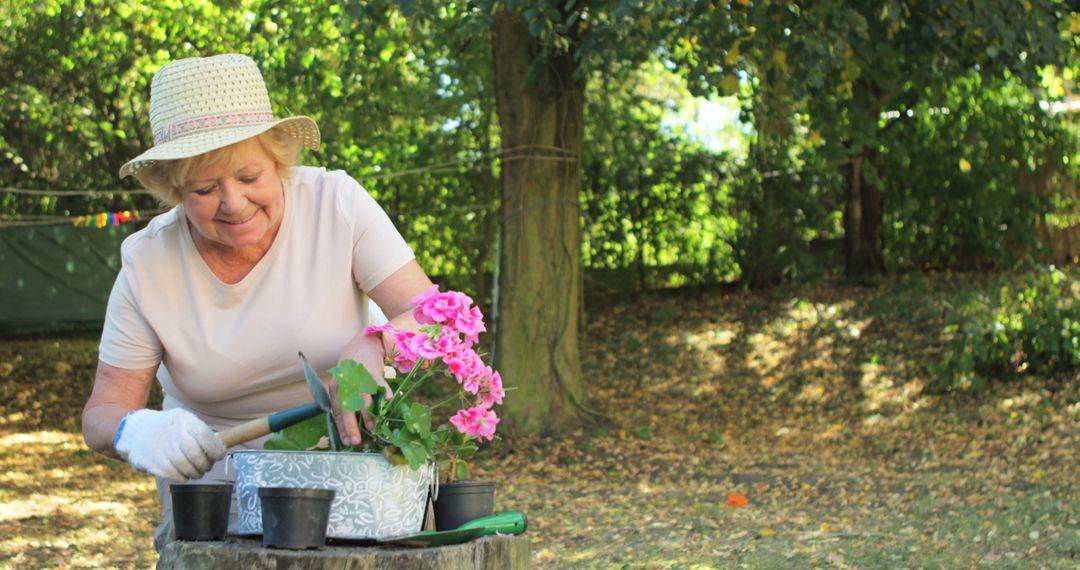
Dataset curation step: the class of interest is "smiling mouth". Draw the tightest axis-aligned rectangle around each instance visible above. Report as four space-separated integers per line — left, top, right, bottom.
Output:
218 211 257 225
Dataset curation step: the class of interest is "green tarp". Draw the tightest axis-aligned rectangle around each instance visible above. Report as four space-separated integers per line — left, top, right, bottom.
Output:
0 224 139 336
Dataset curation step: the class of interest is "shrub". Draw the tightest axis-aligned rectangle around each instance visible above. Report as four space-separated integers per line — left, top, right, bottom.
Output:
934 265 1080 390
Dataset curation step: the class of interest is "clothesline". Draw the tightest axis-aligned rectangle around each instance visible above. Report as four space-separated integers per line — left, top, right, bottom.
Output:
0 144 581 198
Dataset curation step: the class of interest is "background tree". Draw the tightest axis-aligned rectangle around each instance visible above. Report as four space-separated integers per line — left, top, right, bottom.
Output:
478 1 703 433
678 0 1071 278
3 0 1078 436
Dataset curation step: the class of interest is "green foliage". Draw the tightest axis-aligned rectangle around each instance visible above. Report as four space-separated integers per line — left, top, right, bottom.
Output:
731 163 843 286
2 0 1077 294
0 0 502 289
883 74 1079 270
329 359 379 412
732 73 844 286
935 265 1080 390
582 58 738 289
271 359 440 471
263 413 326 451
671 0 1074 280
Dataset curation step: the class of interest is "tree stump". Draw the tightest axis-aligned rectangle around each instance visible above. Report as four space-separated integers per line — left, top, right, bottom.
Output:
156 535 530 569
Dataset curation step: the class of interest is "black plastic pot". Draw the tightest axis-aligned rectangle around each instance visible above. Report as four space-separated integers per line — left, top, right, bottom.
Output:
432 480 495 531
259 487 335 549
170 484 233 541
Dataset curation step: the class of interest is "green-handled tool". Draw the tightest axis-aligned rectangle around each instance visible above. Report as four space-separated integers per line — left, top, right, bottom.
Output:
457 511 527 535
216 352 335 447
377 511 528 547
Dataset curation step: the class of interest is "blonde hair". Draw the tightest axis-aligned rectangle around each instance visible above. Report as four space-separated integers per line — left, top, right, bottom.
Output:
133 128 304 205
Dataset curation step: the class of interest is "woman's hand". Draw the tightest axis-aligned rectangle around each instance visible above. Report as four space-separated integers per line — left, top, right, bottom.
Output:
115 408 226 482
84 361 224 482
333 262 433 446
331 331 393 446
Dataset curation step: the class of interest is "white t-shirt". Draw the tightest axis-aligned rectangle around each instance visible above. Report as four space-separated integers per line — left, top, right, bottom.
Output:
99 166 414 435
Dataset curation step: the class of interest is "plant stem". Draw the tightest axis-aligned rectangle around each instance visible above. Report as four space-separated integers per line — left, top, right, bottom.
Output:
380 359 431 425
429 392 462 410
387 374 430 416
376 363 423 430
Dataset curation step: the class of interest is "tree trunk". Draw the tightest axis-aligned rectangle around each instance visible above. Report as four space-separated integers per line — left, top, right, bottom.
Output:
842 147 886 278
842 91 885 280
473 104 498 306
490 10 587 434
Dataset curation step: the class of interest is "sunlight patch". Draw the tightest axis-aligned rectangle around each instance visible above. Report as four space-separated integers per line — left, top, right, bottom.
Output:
0 431 81 447
0 495 133 522
683 328 737 349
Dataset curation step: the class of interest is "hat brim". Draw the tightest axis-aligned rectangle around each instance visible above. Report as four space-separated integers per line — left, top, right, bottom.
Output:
119 116 320 179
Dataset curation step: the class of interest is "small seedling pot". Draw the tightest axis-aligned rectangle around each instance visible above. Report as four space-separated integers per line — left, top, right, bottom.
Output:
432 480 495 531
259 487 335 549
170 484 233 541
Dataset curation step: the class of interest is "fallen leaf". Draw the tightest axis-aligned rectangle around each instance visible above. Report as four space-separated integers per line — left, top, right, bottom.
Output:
727 492 749 508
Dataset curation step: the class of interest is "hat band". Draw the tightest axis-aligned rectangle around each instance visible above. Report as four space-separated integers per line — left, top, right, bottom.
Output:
152 110 276 145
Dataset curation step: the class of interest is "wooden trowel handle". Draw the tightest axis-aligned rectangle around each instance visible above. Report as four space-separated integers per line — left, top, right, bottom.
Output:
217 402 323 448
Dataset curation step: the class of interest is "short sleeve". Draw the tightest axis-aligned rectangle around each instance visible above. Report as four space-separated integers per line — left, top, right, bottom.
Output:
338 178 415 292
98 266 163 369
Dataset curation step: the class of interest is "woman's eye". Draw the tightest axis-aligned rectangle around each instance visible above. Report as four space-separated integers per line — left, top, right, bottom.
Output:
193 187 214 196
240 174 261 184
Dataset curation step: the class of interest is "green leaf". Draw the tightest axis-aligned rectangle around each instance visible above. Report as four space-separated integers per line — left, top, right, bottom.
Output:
406 403 432 439
382 446 409 466
454 460 468 481
264 414 328 451
390 429 431 470
330 359 379 412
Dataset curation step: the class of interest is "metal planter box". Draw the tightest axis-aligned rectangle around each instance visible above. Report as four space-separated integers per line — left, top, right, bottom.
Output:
230 450 433 540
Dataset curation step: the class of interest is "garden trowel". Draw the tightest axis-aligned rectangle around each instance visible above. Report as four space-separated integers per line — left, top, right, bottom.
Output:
377 511 528 547
215 352 334 447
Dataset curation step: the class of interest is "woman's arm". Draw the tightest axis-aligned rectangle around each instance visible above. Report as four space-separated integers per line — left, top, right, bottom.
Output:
83 361 226 481
82 361 156 458
369 260 435 336
333 260 434 445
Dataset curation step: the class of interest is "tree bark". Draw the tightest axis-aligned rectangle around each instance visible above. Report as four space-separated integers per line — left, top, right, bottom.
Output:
842 147 886 278
490 10 587 434
473 104 498 306
157 535 530 569
842 88 887 279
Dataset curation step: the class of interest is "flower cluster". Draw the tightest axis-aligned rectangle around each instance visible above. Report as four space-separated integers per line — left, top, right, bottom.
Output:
365 285 504 441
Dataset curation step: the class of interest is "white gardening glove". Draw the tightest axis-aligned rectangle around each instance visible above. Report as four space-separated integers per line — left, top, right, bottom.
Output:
114 408 227 483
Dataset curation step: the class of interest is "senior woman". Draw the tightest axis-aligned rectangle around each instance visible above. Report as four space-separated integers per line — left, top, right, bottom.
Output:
81 54 431 549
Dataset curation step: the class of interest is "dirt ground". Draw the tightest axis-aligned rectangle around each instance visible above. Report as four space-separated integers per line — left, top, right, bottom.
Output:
1 274 1078 568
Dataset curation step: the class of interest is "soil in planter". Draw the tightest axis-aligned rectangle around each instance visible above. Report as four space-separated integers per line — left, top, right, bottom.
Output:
170 484 233 541
433 480 495 531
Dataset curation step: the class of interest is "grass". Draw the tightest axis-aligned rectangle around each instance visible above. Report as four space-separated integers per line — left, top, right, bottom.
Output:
1 271 1078 568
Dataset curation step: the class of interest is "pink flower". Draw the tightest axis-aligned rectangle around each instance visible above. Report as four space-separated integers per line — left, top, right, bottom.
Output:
393 331 421 362
413 334 440 360
450 406 500 441
362 288 505 452
420 292 464 324
393 355 416 374
364 324 394 336
409 284 441 309
433 333 460 358
449 409 470 433
444 355 468 378
453 306 486 345
478 371 504 408
411 285 441 325
474 407 500 440
461 374 481 394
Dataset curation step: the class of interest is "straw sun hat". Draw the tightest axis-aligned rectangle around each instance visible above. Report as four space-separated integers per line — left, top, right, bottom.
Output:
119 54 321 179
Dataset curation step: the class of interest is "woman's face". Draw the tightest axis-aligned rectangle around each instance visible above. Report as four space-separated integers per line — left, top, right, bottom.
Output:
181 138 284 253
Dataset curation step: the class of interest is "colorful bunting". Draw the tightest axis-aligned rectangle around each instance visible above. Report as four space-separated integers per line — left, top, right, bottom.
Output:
72 210 143 228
